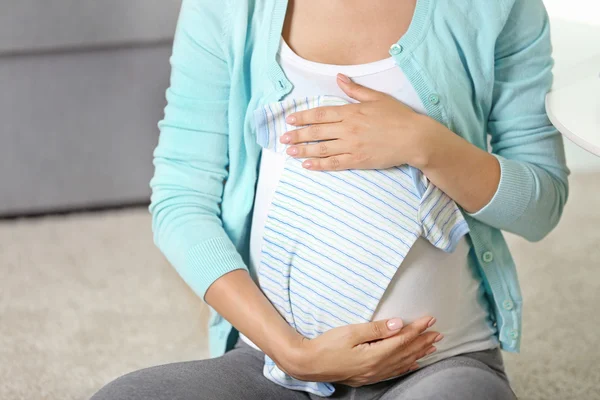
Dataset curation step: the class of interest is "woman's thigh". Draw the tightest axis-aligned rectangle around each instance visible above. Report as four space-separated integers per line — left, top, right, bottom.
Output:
379 349 517 400
89 344 309 400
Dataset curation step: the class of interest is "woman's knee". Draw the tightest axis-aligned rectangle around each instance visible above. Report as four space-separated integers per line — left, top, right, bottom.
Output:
90 364 178 400
90 348 265 400
90 359 229 400
389 366 516 400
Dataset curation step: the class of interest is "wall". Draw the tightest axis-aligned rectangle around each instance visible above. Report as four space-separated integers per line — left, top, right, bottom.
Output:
543 0 600 172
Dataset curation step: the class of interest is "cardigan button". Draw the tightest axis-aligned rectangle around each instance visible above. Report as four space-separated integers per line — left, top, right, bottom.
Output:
428 93 440 105
503 300 514 310
508 329 519 340
482 251 494 263
389 43 403 56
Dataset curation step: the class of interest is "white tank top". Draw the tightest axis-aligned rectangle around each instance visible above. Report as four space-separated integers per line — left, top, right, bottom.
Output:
241 39 498 365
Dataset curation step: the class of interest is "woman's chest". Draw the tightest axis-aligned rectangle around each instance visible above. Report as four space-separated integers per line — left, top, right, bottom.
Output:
282 0 416 65
241 0 499 150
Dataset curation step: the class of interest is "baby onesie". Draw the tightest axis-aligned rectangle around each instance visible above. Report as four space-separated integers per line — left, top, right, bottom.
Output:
253 95 470 396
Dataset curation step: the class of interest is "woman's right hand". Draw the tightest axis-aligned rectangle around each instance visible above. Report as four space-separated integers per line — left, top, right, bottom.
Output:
278 316 442 387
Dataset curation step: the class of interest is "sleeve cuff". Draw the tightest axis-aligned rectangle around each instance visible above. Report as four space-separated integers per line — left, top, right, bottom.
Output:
178 236 248 301
466 154 535 228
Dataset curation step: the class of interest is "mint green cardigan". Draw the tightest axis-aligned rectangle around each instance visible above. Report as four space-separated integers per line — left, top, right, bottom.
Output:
150 0 569 357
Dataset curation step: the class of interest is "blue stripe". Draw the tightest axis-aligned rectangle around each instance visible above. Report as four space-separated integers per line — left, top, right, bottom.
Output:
432 197 453 223
262 260 363 323
268 208 395 276
271 201 396 269
262 271 348 327
425 196 453 237
262 250 373 309
262 233 387 292
433 208 462 246
279 180 412 250
286 282 353 325
261 247 378 303
325 172 419 224
420 189 444 226
259 269 339 330
347 169 419 212
373 169 420 200
259 279 333 332
275 189 408 257
394 166 413 180
444 220 469 252
286 168 419 238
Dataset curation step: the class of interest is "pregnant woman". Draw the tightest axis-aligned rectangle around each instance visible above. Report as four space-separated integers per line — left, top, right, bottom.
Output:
92 0 569 399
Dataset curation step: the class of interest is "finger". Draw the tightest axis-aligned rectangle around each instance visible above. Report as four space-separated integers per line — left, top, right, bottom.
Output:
286 105 348 126
287 140 347 159
346 318 404 345
408 363 420 372
395 316 436 345
281 123 347 145
337 73 387 102
387 337 439 379
402 332 442 360
302 154 357 171
372 316 436 354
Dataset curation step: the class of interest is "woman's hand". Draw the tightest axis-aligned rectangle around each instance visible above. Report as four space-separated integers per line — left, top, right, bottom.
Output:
280 73 444 171
278 316 442 387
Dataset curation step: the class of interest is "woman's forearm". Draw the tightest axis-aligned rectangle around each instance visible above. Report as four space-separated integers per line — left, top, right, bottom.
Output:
205 270 301 363
414 118 501 214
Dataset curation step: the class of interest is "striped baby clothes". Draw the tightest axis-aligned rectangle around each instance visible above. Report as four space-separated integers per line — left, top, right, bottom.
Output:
252 95 470 397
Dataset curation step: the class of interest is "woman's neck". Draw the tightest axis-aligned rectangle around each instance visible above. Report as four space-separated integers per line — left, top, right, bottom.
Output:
282 0 417 65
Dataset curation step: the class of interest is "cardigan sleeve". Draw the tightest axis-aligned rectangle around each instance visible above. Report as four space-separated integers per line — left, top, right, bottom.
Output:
149 0 247 300
467 0 570 242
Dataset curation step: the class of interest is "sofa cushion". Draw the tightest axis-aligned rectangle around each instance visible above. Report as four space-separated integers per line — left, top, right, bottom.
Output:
0 45 170 214
0 0 181 55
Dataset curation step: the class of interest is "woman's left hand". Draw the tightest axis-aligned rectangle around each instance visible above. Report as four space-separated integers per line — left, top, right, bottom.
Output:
281 73 444 171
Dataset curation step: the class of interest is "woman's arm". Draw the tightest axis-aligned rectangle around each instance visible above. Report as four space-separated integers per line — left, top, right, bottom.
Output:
150 1 296 358
204 270 301 362
150 0 247 300
282 0 568 242
459 0 570 242
150 0 309 362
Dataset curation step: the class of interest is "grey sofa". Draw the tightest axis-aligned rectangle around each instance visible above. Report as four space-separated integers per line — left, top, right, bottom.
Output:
0 1 181 216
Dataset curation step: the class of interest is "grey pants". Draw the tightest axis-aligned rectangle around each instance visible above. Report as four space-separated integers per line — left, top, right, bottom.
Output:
91 340 516 400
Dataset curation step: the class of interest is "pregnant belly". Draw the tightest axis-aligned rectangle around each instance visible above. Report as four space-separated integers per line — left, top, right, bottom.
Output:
373 236 498 365
249 150 497 358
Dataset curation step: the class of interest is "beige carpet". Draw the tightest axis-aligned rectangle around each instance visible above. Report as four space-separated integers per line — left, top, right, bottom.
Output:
1 173 599 400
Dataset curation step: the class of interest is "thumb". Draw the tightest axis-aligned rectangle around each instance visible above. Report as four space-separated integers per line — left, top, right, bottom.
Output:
337 73 386 102
352 318 404 344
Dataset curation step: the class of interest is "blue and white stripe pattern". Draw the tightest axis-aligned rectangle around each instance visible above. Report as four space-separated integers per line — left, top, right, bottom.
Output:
253 96 470 397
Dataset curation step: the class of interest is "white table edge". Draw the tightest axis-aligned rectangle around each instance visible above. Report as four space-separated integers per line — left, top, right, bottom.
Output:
545 93 600 157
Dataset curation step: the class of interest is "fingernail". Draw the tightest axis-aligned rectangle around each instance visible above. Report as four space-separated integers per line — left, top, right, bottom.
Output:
409 364 420 371
303 161 313 169
337 73 351 83
286 115 296 124
386 318 403 331
427 318 436 328
287 147 298 156
425 347 437 355
280 135 290 144
434 334 444 343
